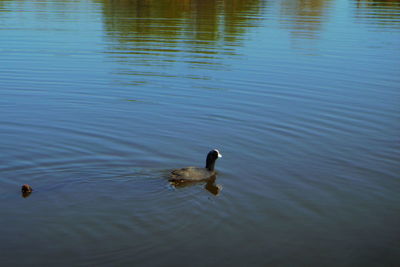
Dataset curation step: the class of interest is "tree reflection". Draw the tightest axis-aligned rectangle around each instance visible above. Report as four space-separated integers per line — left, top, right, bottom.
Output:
280 0 332 40
94 0 266 64
355 0 400 28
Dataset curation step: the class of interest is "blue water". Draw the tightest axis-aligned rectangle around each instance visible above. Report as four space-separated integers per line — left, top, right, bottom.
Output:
1 0 399 266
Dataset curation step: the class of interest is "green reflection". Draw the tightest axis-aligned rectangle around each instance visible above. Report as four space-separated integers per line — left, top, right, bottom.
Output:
355 0 400 27
95 0 265 58
94 0 266 85
280 0 332 39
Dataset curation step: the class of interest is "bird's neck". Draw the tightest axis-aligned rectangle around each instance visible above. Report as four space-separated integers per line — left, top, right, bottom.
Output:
206 160 215 171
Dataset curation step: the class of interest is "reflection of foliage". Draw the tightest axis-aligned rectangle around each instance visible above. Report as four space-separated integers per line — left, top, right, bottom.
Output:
95 0 265 44
94 0 266 76
280 0 332 39
0 0 8 13
222 0 265 42
355 0 400 28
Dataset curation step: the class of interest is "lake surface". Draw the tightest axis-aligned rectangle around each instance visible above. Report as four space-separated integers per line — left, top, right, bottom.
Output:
1 0 399 266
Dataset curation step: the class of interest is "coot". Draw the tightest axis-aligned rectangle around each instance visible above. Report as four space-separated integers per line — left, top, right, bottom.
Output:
169 149 222 182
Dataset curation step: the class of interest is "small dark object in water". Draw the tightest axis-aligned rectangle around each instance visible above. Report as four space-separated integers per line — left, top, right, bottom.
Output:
21 184 33 198
169 149 222 182
21 184 33 193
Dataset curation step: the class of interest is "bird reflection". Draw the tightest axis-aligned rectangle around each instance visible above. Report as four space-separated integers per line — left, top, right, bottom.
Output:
170 175 222 195
21 191 32 198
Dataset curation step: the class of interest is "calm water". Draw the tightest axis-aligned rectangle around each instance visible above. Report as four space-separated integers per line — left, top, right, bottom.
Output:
1 0 399 266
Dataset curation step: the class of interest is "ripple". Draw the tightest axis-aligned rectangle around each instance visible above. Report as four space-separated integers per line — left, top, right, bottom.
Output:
1 0 400 265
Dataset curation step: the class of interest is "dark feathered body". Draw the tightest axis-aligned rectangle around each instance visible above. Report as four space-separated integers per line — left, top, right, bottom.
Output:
170 167 217 181
169 149 222 182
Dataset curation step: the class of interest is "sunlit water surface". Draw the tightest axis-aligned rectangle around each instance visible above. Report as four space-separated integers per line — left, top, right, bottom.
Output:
1 0 399 266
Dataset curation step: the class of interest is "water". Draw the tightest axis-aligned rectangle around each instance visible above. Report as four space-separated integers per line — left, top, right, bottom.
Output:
1 0 399 265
